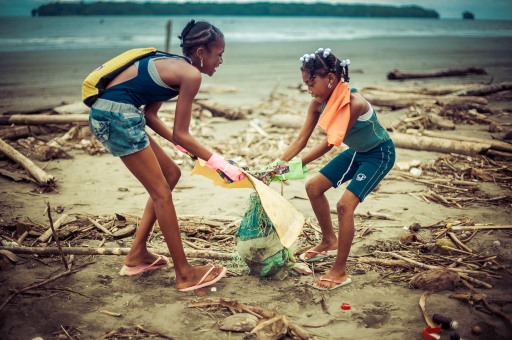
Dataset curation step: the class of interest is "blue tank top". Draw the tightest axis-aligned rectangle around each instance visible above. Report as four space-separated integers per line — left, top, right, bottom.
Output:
100 54 191 108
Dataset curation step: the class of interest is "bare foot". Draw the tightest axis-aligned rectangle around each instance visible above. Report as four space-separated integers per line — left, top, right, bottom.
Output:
176 264 226 292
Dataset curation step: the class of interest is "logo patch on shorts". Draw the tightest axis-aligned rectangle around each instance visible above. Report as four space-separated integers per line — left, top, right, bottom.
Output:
356 173 366 181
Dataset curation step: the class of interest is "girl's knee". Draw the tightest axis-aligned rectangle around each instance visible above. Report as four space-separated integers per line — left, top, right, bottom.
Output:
167 168 181 186
149 184 173 204
305 178 326 198
336 196 358 215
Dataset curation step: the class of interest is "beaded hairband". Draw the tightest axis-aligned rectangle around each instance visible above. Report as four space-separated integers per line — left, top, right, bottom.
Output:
299 47 351 68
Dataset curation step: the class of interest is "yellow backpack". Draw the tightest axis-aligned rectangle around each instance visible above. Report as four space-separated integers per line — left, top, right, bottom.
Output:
82 47 159 107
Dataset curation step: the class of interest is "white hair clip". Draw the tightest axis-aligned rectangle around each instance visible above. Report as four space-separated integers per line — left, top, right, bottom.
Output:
316 48 324 53
341 59 351 67
323 48 331 58
300 53 318 63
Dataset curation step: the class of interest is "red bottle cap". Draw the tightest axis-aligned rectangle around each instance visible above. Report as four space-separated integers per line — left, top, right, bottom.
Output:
341 303 351 310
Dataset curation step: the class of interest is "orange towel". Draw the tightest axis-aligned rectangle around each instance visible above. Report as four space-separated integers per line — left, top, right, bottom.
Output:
317 81 351 147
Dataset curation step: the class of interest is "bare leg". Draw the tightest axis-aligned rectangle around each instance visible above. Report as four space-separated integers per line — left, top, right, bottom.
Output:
120 138 224 290
314 189 359 289
303 173 338 259
123 136 180 267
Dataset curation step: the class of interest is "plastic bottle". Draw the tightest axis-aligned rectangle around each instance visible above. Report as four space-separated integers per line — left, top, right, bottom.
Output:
450 331 461 340
432 314 459 330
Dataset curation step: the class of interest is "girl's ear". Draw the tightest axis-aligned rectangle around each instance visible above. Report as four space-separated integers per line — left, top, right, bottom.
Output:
328 72 337 84
195 46 205 59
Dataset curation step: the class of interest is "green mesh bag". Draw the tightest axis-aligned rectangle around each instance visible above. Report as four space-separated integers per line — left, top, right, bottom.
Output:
235 192 291 279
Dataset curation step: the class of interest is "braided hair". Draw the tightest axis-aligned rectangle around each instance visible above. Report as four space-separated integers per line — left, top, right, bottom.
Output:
178 20 224 57
300 48 350 83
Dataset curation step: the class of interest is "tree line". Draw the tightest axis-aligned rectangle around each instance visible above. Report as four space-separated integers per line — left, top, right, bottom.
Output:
32 2 439 18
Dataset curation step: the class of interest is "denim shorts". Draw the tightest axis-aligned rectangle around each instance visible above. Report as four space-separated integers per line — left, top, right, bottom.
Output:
89 99 149 157
319 139 395 202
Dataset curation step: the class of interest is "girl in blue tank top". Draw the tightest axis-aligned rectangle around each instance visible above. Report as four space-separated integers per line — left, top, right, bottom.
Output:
270 48 395 290
88 20 245 292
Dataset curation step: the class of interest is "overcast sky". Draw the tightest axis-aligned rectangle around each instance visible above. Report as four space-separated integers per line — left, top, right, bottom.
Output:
1 0 511 20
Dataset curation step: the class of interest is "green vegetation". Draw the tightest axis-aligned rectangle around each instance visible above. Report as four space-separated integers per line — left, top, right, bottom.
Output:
32 1 439 18
463 11 475 20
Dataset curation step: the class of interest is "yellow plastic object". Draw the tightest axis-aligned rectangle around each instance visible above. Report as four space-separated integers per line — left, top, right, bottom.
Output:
190 160 304 248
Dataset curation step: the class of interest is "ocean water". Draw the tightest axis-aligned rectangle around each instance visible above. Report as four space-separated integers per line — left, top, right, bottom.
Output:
0 15 511 52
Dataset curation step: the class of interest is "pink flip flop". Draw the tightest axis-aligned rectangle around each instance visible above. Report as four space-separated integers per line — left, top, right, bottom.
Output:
299 249 337 263
178 264 227 292
312 276 352 291
119 255 170 277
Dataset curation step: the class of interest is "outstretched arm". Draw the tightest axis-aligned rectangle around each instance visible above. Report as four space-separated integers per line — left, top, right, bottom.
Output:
279 99 330 165
171 66 214 161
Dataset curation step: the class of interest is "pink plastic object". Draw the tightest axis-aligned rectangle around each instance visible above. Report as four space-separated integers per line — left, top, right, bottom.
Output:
175 144 188 153
207 153 244 182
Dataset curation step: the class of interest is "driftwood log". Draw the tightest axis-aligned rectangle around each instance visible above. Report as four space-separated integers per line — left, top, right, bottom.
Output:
360 89 487 109
0 114 88 125
390 132 491 156
387 67 487 80
0 246 235 261
452 81 512 96
361 82 512 97
0 138 55 185
420 130 512 154
362 84 478 96
194 100 247 120
0 126 50 140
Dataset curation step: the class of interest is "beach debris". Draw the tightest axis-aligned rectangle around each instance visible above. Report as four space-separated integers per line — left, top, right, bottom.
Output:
52 101 89 115
269 113 304 129
0 137 55 186
391 132 492 156
450 281 512 330
219 313 258 332
292 262 313 275
0 260 94 312
188 298 311 339
410 268 460 292
101 324 174 339
99 309 123 317
387 66 487 80
419 291 436 327
195 99 248 120
0 113 88 125
432 313 459 330
111 224 137 239
37 213 73 243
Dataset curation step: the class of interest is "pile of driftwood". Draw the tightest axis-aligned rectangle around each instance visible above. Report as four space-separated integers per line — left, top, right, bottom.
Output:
0 212 240 264
2 207 510 334
360 82 512 158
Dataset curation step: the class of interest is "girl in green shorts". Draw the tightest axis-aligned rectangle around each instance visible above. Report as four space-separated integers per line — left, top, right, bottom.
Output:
277 48 395 290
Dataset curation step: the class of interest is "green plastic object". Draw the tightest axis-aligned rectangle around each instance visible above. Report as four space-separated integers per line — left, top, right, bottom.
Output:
235 192 291 279
272 158 308 181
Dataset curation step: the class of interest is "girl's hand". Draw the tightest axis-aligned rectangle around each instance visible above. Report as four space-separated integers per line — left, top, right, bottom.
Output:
207 153 245 182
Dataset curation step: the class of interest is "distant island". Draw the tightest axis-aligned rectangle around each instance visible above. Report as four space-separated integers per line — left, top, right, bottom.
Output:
32 1 439 18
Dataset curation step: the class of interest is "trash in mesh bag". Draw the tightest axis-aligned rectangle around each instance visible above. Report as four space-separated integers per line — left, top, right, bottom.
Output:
235 192 293 280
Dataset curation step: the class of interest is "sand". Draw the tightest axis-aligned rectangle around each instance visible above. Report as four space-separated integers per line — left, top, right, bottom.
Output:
0 36 511 339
